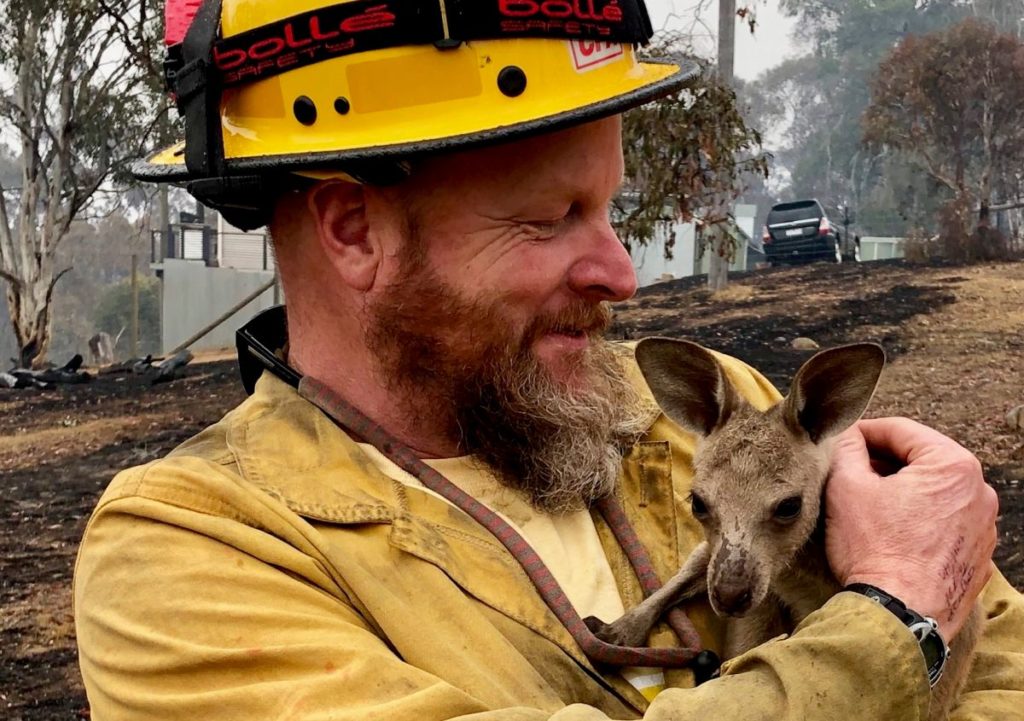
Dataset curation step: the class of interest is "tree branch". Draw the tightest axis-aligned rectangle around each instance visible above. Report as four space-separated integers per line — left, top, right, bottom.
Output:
0 266 22 290
48 266 72 296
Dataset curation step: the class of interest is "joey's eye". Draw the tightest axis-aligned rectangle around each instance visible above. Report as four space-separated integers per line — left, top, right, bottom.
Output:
690 493 710 520
773 496 803 523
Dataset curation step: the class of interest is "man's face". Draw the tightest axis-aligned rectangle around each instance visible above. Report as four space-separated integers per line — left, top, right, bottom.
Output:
374 117 637 380
365 118 653 511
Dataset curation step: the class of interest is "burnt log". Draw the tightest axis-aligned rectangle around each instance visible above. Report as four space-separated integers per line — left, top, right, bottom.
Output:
151 350 194 385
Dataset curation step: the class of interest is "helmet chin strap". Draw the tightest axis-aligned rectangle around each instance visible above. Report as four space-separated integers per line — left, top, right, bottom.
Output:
186 175 309 231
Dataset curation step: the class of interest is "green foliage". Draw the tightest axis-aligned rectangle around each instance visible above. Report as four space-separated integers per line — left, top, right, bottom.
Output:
47 214 154 360
615 34 770 257
864 19 1024 198
94 276 161 356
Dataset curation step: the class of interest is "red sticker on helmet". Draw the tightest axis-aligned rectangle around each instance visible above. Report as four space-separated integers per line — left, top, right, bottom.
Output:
569 39 623 71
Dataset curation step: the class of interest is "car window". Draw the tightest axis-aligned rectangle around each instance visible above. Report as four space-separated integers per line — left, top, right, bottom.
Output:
768 202 824 225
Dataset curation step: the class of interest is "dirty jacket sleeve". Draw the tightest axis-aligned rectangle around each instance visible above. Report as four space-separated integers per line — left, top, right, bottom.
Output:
948 571 1024 720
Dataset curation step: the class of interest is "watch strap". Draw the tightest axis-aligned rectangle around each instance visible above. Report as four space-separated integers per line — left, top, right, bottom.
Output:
845 583 948 687
845 583 917 625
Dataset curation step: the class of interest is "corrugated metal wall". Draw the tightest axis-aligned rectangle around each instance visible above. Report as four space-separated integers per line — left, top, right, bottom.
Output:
160 259 277 354
220 232 276 271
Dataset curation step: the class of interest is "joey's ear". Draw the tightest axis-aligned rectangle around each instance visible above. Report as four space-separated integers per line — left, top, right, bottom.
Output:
307 180 377 291
635 338 738 437
784 343 885 443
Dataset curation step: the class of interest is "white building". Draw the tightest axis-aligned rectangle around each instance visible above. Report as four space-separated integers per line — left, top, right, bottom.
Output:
153 212 276 354
629 204 763 287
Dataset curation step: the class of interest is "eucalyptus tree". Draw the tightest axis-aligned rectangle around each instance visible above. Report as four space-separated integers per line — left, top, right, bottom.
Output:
750 0 971 234
864 18 1024 252
0 0 167 367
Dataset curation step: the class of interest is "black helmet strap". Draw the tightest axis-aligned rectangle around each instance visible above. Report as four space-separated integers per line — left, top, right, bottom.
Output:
171 0 226 177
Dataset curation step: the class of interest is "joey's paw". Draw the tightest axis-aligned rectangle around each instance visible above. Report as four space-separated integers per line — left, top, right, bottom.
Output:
584 616 648 647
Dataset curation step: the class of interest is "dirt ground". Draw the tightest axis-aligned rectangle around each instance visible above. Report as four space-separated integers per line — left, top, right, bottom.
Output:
2 258 1022 719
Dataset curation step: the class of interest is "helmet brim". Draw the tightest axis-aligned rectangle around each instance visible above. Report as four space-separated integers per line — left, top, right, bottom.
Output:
134 57 699 183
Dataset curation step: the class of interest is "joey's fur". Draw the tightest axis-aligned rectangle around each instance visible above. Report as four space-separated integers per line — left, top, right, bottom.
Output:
589 339 979 721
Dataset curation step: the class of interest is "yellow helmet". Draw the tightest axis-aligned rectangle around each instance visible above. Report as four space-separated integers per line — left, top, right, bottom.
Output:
137 0 697 227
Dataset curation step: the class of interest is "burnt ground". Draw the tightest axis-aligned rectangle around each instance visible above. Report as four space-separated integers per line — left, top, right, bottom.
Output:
2 259 1023 719
0 360 247 720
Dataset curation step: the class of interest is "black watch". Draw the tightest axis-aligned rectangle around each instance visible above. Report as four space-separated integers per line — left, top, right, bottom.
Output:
845 583 949 687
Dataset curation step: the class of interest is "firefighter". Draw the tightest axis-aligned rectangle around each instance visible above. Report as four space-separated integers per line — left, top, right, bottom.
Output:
74 1 1021 719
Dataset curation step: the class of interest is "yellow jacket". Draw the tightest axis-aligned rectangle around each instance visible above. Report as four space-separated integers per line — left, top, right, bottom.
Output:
74 351 1024 721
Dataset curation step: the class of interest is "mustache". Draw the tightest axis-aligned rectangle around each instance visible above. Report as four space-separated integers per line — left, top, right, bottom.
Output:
529 302 612 341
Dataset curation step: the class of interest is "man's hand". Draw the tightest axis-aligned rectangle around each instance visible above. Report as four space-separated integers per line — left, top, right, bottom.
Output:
826 417 998 640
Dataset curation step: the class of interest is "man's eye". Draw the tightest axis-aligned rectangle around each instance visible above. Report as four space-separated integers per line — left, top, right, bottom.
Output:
524 220 560 236
522 203 579 237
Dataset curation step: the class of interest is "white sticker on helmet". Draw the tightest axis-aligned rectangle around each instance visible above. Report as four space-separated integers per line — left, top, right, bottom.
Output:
568 40 624 73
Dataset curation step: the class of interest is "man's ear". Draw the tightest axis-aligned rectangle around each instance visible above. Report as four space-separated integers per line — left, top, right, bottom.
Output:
307 180 377 291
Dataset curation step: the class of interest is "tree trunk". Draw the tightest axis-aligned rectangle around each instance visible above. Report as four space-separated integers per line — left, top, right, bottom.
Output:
709 0 736 292
708 226 730 292
159 184 170 260
718 0 736 82
5 264 65 368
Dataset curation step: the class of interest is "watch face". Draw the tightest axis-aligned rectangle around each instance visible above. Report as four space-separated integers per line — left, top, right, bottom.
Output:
907 618 946 686
921 633 945 671
846 586 948 687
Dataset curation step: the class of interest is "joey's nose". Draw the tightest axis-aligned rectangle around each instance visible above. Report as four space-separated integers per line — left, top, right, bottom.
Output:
713 584 753 616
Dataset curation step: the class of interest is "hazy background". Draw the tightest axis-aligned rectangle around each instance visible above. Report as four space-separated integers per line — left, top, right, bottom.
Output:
646 0 799 79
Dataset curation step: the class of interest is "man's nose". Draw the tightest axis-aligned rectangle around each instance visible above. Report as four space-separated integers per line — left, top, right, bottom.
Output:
567 219 638 303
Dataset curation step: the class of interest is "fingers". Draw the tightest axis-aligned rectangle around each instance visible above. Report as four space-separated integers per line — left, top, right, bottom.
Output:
828 425 875 479
856 417 969 465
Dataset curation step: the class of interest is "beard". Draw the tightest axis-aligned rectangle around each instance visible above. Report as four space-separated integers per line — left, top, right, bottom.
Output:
365 256 655 514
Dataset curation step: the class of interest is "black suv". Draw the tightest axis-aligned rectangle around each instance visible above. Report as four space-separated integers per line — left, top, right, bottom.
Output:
762 200 859 265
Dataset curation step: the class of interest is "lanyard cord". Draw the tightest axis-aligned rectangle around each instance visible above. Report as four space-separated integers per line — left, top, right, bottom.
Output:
299 375 706 669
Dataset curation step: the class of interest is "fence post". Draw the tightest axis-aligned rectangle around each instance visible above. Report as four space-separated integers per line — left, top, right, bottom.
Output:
131 254 140 358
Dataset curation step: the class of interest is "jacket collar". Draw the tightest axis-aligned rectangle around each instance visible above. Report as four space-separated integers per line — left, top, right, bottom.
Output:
227 372 400 523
